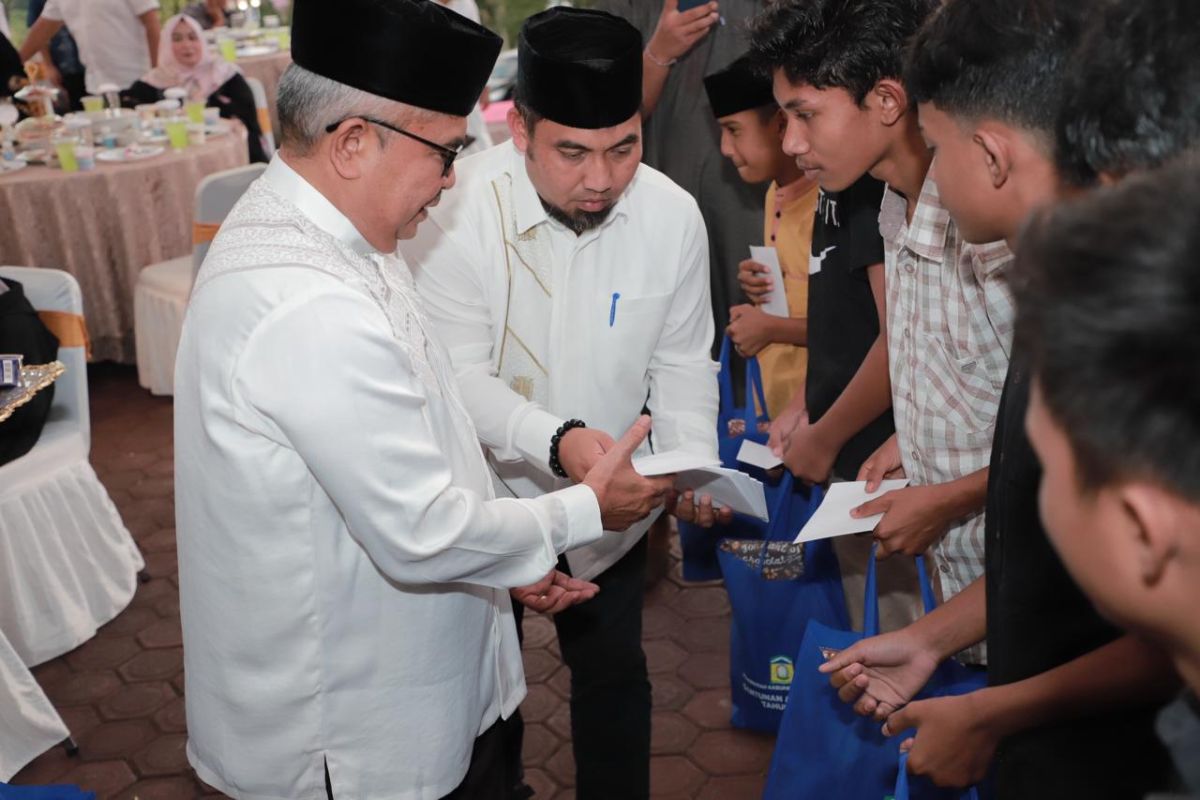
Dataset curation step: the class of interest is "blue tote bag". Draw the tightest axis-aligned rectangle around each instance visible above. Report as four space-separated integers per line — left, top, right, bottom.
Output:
764 546 987 799
679 335 783 580
891 752 982 800
716 472 850 732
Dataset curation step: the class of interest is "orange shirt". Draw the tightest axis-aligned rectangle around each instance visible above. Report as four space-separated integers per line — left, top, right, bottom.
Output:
757 178 819 419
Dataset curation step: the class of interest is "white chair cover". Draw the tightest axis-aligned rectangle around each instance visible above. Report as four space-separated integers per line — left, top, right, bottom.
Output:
0 266 144 667
133 163 267 395
245 76 276 158
0 628 69 781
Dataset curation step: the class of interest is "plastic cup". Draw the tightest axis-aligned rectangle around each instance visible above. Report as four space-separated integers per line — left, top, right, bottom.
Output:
165 118 189 151
75 145 96 171
185 101 206 124
136 103 159 128
203 107 221 126
53 137 78 172
218 38 238 62
187 122 207 146
81 95 104 113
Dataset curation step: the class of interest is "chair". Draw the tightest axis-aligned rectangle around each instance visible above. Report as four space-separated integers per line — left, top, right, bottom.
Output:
0 627 70 781
133 162 267 395
0 267 144 667
245 75 276 158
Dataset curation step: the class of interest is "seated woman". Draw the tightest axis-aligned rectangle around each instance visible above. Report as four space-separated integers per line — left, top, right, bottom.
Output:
123 14 267 163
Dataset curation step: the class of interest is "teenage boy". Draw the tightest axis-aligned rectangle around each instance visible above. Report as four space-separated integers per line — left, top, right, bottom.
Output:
748 0 1012 653
822 0 1195 794
1018 162 1200 800
703 56 817 419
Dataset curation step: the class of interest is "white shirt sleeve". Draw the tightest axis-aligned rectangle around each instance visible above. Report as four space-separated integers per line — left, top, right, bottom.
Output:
645 205 720 457
41 0 64 22
233 284 602 589
126 0 160 16
410 217 565 475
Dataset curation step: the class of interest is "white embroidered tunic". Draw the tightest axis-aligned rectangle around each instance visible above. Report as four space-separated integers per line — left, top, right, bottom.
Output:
174 157 603 800
402 141 720 580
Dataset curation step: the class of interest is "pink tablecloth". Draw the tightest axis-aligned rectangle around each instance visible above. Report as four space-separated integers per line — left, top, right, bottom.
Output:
0 128 249 362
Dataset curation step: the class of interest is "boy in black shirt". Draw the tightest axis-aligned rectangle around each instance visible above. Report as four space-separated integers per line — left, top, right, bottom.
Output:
822 0 1197 794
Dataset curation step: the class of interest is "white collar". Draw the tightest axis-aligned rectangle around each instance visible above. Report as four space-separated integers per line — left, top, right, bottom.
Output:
507 141 632 237
263 155 379 258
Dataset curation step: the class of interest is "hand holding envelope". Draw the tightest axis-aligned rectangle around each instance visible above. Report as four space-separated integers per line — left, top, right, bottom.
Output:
634 450 771 523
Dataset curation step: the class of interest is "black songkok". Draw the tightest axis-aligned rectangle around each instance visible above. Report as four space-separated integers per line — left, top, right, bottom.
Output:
517 7 643 130
291 0 502 117
703 56 777 119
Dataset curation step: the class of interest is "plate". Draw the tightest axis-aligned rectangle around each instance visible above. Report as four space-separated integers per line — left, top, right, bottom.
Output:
139 133 169 145
205 121 232 138
0 157 28 174
96 145 165 163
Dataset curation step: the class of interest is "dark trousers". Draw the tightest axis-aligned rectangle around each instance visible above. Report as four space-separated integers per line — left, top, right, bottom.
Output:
513 535 651 800
324 716 518 800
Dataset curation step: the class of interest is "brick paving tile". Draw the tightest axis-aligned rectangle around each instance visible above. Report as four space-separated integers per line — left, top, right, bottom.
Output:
138 529 179 554
118 647 183 683
152 696 187 733
644 638 689 675
522 768 559 798
688 729 776 776
649 754 707 795
650 672 696 713
672 615 732 653
65 636 142 672
76 720 159 762
673 586 732 619
97 682 175 721
131 733 190 776
544 744 576 787
136 619 183 649
698 774 769 799
97 606 160 638
521 613 557 649
683 687 735 730
519 682 559 724
112 776 198 800
521 723 560 764
57 705 103 740
650 710 699 755
678 651 734 691
545 699 573 742
642 605 686 641
521 647 560 683
45 670 122 707
545 664 572 701
57 760 137 799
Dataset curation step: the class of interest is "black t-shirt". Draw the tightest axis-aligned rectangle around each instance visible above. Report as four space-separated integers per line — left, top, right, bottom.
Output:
985 357 1174 798
805 175 894 479
0 279 59 467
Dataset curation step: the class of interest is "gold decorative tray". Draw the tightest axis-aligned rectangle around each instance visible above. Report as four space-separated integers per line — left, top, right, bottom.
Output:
0 361 65 424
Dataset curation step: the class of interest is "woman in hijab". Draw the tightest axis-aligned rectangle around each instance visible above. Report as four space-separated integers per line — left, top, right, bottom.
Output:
123 14 266 162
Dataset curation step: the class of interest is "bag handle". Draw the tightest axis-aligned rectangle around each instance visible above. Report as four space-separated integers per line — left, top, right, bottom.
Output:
742 352 769 431
718 334 736 418
893 752 980 800
753 471 797 572
863 542 938 637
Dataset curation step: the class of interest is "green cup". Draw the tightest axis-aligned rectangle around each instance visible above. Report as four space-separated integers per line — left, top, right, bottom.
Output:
218 38 238 62
81 95 104 113
165 118 189 151
185 101 206 124
53 138 79 172
278 29 291 50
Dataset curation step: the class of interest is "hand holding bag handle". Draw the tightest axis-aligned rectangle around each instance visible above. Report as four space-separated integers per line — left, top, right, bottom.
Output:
893 752 980 800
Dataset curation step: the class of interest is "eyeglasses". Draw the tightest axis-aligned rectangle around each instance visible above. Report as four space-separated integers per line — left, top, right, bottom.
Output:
324 116 474 177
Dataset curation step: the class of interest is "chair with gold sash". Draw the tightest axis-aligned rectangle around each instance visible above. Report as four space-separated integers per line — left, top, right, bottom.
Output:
133 163 268 395
0 266 144 667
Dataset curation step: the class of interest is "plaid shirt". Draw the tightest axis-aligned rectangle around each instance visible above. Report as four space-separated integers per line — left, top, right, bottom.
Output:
880 177 1013 659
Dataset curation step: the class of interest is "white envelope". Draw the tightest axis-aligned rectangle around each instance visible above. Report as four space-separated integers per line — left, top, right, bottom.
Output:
749 245 789 318
793 479 911 543
633 450 721 476
674 466 770 521
736 439 783 470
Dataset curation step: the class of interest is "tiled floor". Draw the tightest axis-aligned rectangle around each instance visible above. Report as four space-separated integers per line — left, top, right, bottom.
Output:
11 364 774 799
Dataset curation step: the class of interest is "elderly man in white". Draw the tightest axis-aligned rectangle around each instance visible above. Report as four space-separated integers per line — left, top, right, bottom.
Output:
172 2 673 799
400 9 723 798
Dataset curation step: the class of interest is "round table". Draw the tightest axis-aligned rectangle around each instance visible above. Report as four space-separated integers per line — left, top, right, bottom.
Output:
0 127 249 363
238 49 292 138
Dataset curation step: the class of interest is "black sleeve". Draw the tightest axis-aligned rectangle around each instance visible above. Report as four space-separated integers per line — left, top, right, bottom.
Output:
0 279 60 467
121 80 164 108
210 73 268 163
838 175 886 274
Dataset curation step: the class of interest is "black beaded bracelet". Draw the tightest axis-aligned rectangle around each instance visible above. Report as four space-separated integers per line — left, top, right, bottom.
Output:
549 418 587 479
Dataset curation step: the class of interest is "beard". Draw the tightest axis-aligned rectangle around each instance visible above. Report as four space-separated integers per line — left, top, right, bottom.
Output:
540 197 614 235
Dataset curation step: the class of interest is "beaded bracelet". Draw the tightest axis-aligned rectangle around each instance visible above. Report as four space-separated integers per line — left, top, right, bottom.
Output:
549 418 587 479
644 47 677 68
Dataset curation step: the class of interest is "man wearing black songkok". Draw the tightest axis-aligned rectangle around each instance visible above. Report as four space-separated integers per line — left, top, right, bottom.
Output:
173 2 673 799
402 8 723 799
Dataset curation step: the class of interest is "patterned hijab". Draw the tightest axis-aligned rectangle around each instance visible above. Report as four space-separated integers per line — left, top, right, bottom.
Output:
142 15 239 102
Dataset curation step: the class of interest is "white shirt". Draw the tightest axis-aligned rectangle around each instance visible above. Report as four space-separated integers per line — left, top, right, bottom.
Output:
402 141 719 580
42 0 159 94
174 156 603 800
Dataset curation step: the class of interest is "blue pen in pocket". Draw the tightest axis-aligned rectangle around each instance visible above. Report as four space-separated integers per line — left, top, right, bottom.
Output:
609 292 621 327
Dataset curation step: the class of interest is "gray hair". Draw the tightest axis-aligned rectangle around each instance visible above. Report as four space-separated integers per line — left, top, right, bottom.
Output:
276 63 436 154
